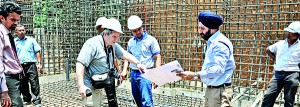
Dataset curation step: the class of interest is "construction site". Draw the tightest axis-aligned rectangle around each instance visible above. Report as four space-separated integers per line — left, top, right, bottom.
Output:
1 0 300 106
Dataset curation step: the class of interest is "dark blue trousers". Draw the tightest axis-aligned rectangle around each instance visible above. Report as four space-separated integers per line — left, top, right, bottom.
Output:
130 70 153 107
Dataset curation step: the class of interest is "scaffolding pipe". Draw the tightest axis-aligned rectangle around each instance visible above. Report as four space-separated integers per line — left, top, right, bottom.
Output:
65 57 70 81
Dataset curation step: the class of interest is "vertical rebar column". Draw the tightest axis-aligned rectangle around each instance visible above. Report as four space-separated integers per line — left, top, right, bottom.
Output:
45 0 50 75
66 57 70 81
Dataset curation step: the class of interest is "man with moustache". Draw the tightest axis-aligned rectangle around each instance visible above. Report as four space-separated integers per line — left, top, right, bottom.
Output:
261 21 300 107
121 15 161 107
0 1 23 107
177 11 235 107
15 25 42 106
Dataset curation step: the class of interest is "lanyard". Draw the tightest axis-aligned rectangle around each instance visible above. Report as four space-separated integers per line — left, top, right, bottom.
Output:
102 36 114 70
84 36 115 77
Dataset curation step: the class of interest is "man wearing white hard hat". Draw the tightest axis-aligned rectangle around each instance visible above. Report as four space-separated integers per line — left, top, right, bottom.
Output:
121 15 161 107
95 17 121 84
80 16 108 107
95 17 107 35
76 18 147 107
262 21 300 107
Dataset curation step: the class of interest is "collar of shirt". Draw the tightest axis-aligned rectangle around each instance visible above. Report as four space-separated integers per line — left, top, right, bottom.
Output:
273 38 300 71
15 36 27 41
284 38 299 46
207 30 221 46
0 24 9 36
134 30 148 41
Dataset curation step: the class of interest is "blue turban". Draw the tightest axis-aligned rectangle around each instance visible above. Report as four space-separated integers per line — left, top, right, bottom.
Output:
198 11 223 29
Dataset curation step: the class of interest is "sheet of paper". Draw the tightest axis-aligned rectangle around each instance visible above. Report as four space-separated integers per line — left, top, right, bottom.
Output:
142 60 183 86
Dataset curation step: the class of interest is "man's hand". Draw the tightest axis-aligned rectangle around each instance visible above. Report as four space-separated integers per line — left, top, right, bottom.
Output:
176 71 195 80
37 63 42 73
152 82 158 89
78 84 90 99
120 70 127 80
1 91 11 107
137 64 147 73
117 71 126 86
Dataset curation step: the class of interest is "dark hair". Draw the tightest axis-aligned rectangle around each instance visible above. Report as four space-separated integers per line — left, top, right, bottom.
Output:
0 7 4 17
1 1 22 18
96 25 103 30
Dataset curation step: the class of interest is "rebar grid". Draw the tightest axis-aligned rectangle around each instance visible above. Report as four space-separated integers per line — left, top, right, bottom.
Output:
5 0 300 106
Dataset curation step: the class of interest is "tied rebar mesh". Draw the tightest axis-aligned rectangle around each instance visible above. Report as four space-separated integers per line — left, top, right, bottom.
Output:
7 0 300 106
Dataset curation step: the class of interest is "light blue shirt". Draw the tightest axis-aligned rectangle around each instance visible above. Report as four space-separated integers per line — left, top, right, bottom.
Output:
15 36 41 64
127 31 160 69
199 31 236 86
268 39 300 71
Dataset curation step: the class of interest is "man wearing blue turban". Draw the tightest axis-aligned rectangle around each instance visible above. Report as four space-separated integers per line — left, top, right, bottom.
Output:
177 11 236 107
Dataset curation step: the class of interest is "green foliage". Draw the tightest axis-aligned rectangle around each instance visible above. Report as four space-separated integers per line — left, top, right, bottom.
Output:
33 1 63 28
33 0 123 28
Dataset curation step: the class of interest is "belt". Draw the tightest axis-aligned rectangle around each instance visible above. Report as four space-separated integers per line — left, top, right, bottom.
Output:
5 73 22 79
21 62 36 66
207 83 231 88
276 70 299 73
132 67 154 72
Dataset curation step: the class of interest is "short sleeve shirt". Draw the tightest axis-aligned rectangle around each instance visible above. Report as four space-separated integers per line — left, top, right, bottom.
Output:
15 36 41 63
127 31 160 69
76 35 127 88
268 39 300 71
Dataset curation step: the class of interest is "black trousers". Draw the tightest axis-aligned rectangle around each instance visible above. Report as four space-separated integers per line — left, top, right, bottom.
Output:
103 75 118 107
19 63 41 104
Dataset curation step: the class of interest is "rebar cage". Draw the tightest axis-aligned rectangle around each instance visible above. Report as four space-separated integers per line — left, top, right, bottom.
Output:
1 0 299 106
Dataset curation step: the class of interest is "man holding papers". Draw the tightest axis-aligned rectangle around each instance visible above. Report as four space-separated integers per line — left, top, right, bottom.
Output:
177 11 236 107
121 15 161 107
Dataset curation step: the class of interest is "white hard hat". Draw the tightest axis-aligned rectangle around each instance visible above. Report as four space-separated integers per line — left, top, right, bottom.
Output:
95 17 107 28
127 15 143 30
284 21 300 34
101 18 123 34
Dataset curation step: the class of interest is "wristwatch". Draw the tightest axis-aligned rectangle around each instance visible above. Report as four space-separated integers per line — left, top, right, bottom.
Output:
194 72 200 80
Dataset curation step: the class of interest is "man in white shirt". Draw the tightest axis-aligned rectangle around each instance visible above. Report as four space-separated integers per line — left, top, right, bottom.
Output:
262 21 300 107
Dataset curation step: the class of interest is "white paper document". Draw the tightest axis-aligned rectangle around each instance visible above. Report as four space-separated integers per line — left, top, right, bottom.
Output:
142 60 183 86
